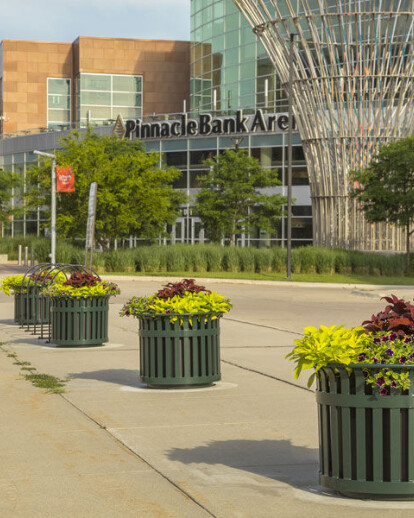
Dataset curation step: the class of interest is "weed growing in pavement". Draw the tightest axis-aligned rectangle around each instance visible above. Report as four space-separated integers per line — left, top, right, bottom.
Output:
1 344 68 394
24 373 67 394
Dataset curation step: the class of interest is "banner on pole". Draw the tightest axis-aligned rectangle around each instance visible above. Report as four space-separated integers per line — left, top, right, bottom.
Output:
56 166 75 192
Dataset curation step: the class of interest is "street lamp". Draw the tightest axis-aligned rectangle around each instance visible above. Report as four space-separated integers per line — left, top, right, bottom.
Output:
34 150 56 264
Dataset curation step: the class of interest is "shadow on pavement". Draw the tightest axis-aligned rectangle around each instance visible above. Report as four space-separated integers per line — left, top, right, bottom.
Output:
69 368 141 388
167 439 319 489
0 319 17 325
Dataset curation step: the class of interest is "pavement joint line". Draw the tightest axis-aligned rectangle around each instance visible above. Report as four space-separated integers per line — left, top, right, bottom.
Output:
220 345 292 349
225 317 303 336
222 360 314 393
59 393 217 518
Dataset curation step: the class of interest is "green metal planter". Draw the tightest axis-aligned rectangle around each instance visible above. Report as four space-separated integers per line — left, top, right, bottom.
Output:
138 313 222 388
14 288 50 325
317 364 414 499
50 295 109 347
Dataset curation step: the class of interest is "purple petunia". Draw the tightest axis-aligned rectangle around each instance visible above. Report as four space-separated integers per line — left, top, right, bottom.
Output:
381 336 389 342
400 356 407 364
385 348 394 357
389 332 398 340
371 356 379 364
376 376 386 386
404 337 412 344
391 381 398 388
358 354 366 362
373 337 381 344
380 387 390 396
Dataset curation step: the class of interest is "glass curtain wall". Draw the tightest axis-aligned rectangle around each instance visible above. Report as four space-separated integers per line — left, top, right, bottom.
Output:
1 151 43 237
47 78 71 129
76 73 142 126
147 134 313 247
190 0 286 114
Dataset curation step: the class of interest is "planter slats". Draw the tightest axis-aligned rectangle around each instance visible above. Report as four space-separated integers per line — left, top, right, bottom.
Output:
138 313 221 388
317 365 414 499
15 289 50 325
50 296 109 347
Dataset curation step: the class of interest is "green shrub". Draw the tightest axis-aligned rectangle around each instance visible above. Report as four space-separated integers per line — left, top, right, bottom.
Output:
178 245 208 273
165 245 186 272
291 248 301 274
103 250 135 272
135 247 162 273
334 249 352 274
222 247 240 272
314 247 335 274
271 247 286 273
349 251 370 275
254 248 273 273
297 246 316 274
204 245 223 271
238 247 255 273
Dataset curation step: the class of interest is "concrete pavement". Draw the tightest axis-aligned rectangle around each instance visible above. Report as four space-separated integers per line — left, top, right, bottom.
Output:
1 273 414 517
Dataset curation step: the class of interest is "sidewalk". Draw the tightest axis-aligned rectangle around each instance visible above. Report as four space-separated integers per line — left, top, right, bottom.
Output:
1 279 414 517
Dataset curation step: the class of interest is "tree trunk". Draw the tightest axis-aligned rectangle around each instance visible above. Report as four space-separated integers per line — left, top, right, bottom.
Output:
406 222 411 275
97 237 111 252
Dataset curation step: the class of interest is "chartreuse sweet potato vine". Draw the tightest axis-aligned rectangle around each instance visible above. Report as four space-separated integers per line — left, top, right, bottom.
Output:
286 324 414 395
40 271 120 298
120 279 232 324
286 326 371 388
0 272 67 295
42 281 120 298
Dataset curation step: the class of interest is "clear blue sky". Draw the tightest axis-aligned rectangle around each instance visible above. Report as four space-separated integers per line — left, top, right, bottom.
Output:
0 0 191 43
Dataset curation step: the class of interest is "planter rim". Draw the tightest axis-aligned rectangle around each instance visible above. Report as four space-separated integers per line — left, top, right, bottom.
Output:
325 363 414 370
135 311 224 318
47 293 112 299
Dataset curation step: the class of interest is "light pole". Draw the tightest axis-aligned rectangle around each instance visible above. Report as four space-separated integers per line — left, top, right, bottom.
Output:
34 150 56 264
287 33 296 279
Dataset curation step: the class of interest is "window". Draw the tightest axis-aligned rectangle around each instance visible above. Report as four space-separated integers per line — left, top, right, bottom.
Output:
77 73 143 126
47 78 71 128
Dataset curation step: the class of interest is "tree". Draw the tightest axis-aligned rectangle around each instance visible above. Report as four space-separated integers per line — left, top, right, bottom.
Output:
194 149 287 245
0 169 20 231
349 136 414 273
25 130 186 250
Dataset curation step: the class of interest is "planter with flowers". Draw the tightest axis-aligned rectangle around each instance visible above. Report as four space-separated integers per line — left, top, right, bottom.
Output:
287 295 414 500
42 271 120 347
0 272 63 325
120 279 232 388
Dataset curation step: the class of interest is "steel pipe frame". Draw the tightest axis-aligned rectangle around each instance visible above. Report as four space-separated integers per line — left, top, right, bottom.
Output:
233 0 414 250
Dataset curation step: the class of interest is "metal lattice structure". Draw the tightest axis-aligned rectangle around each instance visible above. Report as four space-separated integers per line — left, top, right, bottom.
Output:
233 0 414 250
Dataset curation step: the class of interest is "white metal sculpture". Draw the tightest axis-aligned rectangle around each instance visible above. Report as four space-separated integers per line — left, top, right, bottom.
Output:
233 0 414 250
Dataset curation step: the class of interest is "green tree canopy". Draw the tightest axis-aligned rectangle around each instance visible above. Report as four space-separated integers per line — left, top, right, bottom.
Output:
194 149 287 245
25 130 186 249
349 136 414 272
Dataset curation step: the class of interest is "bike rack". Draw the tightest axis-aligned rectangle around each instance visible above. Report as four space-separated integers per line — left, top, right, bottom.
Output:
18 263 101 341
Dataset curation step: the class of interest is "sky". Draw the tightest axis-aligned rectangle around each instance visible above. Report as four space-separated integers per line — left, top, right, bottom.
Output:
0 0 191 43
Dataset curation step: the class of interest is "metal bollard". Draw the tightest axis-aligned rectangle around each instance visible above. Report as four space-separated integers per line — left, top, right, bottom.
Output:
18 244 22 265
24 246 29 266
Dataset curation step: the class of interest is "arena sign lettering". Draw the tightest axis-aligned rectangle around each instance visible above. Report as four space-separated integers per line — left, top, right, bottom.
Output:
124 110 296 140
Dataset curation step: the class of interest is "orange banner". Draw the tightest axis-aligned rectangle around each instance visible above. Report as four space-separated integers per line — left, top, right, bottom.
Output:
56 166 75 192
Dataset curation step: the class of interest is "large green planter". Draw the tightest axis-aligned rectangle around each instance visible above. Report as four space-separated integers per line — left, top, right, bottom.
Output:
14 288 50 325
138 313 222 388
317 364 414 499
50 295 109 347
